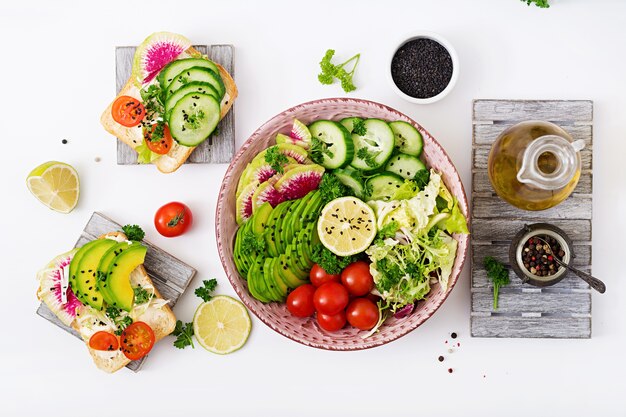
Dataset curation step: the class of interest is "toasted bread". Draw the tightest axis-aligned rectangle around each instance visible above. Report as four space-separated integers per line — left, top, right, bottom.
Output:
70 232 176 373
100 46 237 173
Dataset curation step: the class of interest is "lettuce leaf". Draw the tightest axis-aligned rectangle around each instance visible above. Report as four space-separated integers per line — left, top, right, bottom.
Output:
136 143 162 164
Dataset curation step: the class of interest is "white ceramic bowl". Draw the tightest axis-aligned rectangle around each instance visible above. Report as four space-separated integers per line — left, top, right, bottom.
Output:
388 31 460 104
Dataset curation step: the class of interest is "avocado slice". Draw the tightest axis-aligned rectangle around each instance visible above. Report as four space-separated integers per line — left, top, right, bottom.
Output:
104 245 147 311
68 240 103 300
264 203 285 257
247 255 271 303
251 202 273 235
75 239 118 310
276 254 308 289
97 241 138 305
290 191 315 235
263 258 285 301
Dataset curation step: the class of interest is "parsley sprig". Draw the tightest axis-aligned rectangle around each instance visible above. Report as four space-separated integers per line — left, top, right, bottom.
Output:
483 257 510 310
265 146 289 174
172 320 194 349
522 0 549 7
356 147 381 168
352 119 367 136
121 224 145 241
311 246 358 275
318 49 361 93
318 173 351 205
133 286 152 304
310 137 334 165
194 279 218 302
105 307 133 335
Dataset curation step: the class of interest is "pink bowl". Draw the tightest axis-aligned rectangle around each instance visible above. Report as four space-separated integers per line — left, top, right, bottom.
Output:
216 98 469 350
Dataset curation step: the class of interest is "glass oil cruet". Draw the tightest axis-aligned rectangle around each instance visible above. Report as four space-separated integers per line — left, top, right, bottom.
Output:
487 121 585 211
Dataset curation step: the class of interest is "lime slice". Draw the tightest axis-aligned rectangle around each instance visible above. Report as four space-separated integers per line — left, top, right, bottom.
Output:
26 161 79 213
317 196 377 256
193 295 251 354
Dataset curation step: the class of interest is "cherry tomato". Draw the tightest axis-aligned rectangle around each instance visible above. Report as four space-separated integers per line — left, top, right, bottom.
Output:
144 123 173 155
317 311 346 332
286 284 316 317
88 331 119 351
313 282 349 315
346 298 379 330
155 202 193 237
111 95 145 127
341 261 374 296
120 322 155 360
309 264 340 287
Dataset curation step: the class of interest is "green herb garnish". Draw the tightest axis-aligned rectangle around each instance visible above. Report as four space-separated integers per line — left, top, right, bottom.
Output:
265 146 289 174
484 256 510 310
241 230 266 254
311 246 358 275
521 0 549 7
195 279 218 302
310 137 334 164
351 119 367 136
133 286 152 304
375 221 399 244
356 147 380 168
318 49 361 93
114 316 133 336
318 173 351 205
413 169 430 191
121 224 145 241
172 320 194 349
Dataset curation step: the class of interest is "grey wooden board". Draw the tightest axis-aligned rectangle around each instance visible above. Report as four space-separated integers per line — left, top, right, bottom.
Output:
36 212 196 372
115 44 235 164
470 99 593 339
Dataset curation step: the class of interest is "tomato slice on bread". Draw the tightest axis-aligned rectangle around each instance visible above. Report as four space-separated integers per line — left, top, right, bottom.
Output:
120 322 155 360
144 123 173 155
112 95 146 127
89 331 119 351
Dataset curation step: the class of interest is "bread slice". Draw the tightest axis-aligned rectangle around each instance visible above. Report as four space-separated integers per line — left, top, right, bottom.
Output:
71 232 176 373
100 46 237 173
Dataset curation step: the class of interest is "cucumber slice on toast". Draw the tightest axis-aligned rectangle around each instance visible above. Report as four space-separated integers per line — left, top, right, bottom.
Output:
164 81 219 122
168 92 220 147
166 67 225 99
158 58 220 89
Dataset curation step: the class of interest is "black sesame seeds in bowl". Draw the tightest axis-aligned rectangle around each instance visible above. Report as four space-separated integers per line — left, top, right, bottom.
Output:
388 32 459 104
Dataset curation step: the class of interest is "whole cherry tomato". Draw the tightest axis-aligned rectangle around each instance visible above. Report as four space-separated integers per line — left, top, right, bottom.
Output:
155 202 193 237
341 261 374 296
346 298 379 330
310 264 340 287
313 282 349 316
317 311 346 332
286 284 316 317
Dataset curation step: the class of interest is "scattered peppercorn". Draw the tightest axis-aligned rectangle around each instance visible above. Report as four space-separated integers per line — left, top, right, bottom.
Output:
522 235 564 277
61 139 68 144
451 332 457 339
391 38 453 99
448 368 454 374
438 356 444 362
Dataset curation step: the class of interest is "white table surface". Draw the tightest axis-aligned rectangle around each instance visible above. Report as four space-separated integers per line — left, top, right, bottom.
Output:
2 0 625 415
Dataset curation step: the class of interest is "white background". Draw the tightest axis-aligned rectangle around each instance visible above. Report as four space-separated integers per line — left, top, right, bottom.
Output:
1 0 625 416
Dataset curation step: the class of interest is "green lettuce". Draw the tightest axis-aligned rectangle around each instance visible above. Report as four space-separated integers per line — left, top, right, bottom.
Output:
136 143 162 164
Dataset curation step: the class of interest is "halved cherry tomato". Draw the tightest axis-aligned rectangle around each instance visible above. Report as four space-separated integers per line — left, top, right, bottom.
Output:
111 95 145 127
88 331 119 351
154 202 193 237
144 123 173 155
313 282 349 315
310 264 340 287
120 322 155 360
286 284 316 317
317 311 346 332
341 261 374 296
346 298 379 330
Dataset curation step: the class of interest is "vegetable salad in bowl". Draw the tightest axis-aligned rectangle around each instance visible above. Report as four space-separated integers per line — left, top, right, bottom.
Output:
216 98 469 350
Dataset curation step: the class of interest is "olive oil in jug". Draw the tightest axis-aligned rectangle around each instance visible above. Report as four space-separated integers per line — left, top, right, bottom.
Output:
487 121 585 211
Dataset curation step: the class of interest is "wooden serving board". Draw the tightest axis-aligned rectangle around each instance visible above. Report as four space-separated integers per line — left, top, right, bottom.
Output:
36 212 196 372
115 44 235 164
470 99 593 339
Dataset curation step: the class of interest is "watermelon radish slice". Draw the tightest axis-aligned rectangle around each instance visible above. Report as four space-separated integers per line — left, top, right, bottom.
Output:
132 32 192 86
289 119 312 148
236 181 259 225
37 250 82 327
235 156 297 199
275 164 325 200
252 182 284 210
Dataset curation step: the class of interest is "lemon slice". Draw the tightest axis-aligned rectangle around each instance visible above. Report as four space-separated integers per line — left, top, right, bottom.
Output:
317 196 377 256
193 295 251 354
26 161 79 213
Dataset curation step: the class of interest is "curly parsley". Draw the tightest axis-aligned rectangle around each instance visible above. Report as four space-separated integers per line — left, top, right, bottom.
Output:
413 169 430 191
241 230 266 254
121 224 145 241
484 256 510 310
318 173 351 205
318 49 361 93
172 320 194 349
351 119 367 136
356 147 381 168
195 279 218 302
522 0 549 7
311 245 358 275
265 146 289 174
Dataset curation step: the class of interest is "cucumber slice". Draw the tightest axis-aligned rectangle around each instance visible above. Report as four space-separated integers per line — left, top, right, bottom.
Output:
350 119 395 171
166 67 225 100
366 172 405 201
308 120 354 169
340 117 363 133
332 168 365 198
385 153 427 180
168 93 220 147
158 58 220 89
389 121 423 156
164 82 219 122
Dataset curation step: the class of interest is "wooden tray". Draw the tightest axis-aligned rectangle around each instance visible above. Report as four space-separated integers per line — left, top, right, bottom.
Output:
115 44 235 164
470 99 593 339
36 212 196 371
